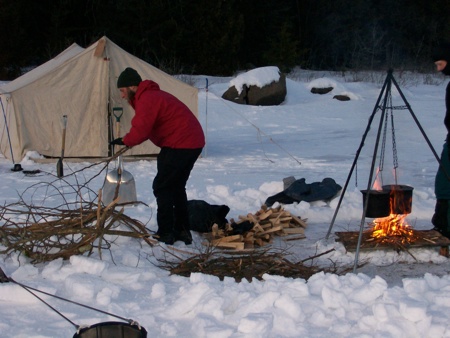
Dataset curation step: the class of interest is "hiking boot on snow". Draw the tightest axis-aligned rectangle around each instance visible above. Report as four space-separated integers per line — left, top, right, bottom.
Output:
154 232 175 245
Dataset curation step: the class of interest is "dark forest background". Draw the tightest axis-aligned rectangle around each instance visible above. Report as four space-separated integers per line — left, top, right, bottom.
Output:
1 0 449 79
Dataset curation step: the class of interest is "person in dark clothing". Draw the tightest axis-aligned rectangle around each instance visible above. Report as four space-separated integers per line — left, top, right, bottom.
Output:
112 67 205 245
431 43 450 237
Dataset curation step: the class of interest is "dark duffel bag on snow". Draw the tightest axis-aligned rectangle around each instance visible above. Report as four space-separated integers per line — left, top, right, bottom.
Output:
188 199 230 233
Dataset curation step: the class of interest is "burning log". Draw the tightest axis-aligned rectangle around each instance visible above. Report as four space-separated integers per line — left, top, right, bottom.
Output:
204 205 308 251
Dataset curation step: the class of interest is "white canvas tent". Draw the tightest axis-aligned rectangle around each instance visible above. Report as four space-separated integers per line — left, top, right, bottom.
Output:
0 36 198 162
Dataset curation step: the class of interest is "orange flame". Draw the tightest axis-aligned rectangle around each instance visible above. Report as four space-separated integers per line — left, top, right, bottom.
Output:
372 169 383 191
371 185 414 243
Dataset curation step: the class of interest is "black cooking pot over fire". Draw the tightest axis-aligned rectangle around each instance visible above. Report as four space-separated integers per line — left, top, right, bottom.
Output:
361 184 413 218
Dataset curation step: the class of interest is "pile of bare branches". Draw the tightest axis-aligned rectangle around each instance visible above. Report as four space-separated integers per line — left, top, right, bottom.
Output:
0 197 151 264
159 247 343 282
0 194 153 264
0 153 155 264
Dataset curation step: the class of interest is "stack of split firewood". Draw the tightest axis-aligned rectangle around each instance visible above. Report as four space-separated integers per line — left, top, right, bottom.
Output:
205 205 307 251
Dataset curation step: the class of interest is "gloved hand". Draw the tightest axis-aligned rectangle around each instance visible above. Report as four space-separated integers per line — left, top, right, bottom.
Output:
110 137 125 146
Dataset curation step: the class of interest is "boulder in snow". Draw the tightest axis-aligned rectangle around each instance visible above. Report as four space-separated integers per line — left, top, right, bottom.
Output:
311 86 333 94
333 94 351 101
222 66 287 106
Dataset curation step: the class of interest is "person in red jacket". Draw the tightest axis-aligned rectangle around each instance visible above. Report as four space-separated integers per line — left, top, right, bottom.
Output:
112 67 205 245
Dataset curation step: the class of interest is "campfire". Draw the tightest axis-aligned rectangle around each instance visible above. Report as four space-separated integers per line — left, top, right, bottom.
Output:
336 182 450 258
337 180 450 257
330 71 450 263
368 184 416 245
369 212 417 248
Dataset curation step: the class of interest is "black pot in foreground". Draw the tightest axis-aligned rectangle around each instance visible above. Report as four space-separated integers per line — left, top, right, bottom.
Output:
361 189 391 218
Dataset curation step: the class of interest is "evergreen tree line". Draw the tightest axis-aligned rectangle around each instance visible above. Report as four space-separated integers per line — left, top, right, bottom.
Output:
0 0 449 79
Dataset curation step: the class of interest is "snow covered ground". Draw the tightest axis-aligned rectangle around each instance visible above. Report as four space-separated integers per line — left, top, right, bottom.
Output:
1 68 450 337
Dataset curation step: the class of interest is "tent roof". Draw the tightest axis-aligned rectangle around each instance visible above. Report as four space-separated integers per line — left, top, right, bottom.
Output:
0 43 85 94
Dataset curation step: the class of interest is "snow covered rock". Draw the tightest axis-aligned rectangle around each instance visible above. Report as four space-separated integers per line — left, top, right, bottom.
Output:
222 66 287 106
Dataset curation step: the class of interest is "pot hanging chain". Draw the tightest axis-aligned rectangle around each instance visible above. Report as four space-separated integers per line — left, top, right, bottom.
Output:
390 97 399 184
377 91 399 185
378 102 389 181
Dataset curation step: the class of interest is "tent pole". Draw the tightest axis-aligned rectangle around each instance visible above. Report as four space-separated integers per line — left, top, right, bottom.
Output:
0 97 22 171
204 78 209 158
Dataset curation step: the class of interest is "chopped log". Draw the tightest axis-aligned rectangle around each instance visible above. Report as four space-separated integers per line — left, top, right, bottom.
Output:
291 215 308 228
258 225 284 235
211 234 243 244
247 213 260 224
244 236 255 243
254 238 267 246
260 223 274 230
213 242 245 250
269 219 281 226
255 233 271 240
259 209 273 220
244 232 254 239
253 223 265 233
283 227 305 235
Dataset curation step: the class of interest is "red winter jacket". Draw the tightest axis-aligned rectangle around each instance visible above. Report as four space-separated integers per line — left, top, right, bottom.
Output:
122 80 205 149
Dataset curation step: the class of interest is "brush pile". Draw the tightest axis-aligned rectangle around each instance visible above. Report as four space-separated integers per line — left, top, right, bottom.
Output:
0 179 152 264
161 247 339 282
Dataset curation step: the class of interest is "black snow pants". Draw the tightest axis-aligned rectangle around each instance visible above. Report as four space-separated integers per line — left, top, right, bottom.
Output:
152 147 202 236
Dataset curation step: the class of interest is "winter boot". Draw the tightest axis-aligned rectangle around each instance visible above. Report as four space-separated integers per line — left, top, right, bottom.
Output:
432 199 450 238
154 232 175 245
174 229 193 245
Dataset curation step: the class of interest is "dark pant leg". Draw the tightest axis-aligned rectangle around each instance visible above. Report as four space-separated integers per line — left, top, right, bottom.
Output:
172 148 203 232
153 148 175 235
435 143 450 199
433 143 450 236
153 147 202 235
